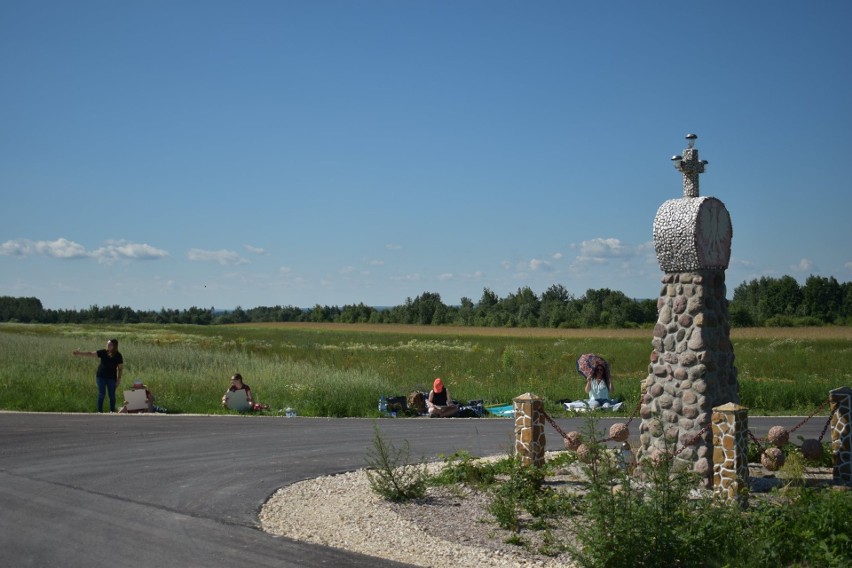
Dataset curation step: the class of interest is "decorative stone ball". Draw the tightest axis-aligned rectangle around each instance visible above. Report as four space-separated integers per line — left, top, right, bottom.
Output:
609 423 629 443
800 438 824 461
564 431 583 451
576 443 592 463
761 447 785 471
767 426 790 448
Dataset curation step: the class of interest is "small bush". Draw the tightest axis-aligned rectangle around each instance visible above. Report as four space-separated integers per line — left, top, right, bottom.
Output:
364 425 429 502
430 451 498 488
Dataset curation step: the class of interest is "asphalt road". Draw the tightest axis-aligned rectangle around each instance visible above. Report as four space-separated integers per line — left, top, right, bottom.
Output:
0 412 831 568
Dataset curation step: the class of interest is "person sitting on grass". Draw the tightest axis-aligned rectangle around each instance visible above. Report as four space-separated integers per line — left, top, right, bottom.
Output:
222 373 270 411
118 380 155 413
583 359 619 409
427 378 458 418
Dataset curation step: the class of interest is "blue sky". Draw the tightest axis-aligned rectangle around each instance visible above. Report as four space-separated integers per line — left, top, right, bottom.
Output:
2 1 851 311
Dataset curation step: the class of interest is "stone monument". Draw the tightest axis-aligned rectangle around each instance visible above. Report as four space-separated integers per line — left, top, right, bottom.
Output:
639 134 738 481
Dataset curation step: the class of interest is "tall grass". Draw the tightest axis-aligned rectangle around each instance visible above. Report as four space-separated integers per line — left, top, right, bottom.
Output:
1 323 849 415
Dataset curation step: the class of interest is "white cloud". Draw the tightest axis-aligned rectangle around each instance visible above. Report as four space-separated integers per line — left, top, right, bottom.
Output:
340 266 356 275
187 248 249 265
367 259 385 266
244 245 267 255
91 241 170 263
34 238 89 258
390 273 421 281
576 238 630 260
551 252 563 260
0 238 168 262
529 258 553 272
790 258 815 272
0 238 89 258
437 273 454 281
385 244 402 250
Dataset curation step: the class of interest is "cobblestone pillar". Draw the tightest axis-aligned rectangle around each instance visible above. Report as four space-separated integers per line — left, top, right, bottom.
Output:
644 135 737 484
514 393 545 467
829 386 852 486
712 403 749 501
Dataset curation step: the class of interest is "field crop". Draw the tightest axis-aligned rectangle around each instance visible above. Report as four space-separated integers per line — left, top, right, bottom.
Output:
0 322 849 416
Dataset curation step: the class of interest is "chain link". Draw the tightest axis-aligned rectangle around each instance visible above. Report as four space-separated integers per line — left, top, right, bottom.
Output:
673 422 712 457
818 407 837 443
541 410 570 441
747 429 765 452
788 398 831 435
623 398 642 431
543 398 839 460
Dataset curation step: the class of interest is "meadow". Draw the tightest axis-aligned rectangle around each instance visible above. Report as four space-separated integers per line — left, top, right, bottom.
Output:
0 322 849 416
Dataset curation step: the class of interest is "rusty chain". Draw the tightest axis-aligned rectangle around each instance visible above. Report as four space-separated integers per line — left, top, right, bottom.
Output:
673 422 712 457
542 397 838 461
818 406 837 443
541 410 570 441
542 397 641 445
788 398 831 435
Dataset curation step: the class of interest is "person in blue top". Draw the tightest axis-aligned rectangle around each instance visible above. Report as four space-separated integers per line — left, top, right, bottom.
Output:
583 359 616 409
73 338 124 413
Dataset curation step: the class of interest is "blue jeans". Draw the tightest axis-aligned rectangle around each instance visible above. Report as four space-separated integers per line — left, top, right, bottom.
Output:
96 376 117 412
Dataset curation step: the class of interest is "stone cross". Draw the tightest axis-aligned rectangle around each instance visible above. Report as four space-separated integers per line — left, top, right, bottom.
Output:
672 133 707 198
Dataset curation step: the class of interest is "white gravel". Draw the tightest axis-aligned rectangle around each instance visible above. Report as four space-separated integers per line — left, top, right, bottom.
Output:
259 460 580 567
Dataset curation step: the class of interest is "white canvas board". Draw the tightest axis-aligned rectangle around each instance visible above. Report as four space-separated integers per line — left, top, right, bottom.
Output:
124 389 149 411
225 390 251 411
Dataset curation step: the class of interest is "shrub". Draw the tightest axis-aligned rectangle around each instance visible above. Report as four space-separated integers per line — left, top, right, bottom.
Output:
364 425 429 502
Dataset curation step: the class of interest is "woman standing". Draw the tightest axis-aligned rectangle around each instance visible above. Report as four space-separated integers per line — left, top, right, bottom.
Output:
73 338 124 413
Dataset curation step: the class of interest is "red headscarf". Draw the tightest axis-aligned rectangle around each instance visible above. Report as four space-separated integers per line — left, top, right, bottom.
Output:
433 378 444 393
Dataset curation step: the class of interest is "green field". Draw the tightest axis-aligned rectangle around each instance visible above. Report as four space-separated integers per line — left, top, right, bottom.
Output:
1 322 849 416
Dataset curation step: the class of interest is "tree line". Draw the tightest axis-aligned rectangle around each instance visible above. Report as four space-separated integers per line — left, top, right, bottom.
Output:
1 275 850 328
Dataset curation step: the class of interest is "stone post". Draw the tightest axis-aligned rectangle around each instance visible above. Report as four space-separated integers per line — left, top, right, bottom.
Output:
829 386 852 486
514 392 545 467
712 403 749 500
642 134 737 483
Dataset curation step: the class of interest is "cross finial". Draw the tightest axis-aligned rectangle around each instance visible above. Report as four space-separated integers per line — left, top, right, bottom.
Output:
671 133 708 198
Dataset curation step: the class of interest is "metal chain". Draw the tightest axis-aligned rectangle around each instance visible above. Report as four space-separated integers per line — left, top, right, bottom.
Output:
747 429 765 451
673 422 712 457
623 398 642 431
543 394 643 445
818 407 837 443
541 410 570 440
788 398 831 435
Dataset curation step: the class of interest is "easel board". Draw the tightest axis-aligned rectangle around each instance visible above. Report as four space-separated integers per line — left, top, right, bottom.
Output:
123 389 148 411
225 390 251 411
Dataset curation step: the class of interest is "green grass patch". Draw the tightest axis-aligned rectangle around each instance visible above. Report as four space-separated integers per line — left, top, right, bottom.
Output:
1 322 849 415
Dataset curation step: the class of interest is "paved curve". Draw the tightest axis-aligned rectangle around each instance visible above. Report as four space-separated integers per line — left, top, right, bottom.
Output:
0 413 829 568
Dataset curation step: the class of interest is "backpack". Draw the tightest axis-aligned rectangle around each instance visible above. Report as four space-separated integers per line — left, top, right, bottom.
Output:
407 391 427 415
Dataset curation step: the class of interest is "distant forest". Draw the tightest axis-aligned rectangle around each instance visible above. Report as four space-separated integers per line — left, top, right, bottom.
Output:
1 275 850 328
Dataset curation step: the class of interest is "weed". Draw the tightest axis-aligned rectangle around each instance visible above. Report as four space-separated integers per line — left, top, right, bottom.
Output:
364 425 429 502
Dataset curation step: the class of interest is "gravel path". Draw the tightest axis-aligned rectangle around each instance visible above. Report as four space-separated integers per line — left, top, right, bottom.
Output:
259 460 581 567
258 456 833 568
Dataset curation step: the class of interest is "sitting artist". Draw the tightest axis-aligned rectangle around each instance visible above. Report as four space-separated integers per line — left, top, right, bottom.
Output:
427 377 458 417
118 380 155 413
222 373 270 411
584 359 618 409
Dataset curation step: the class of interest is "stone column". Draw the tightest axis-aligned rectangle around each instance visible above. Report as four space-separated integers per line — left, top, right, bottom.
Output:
712 403 749 500
829 386 852 486
514 392 545 467
642 134 737 483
